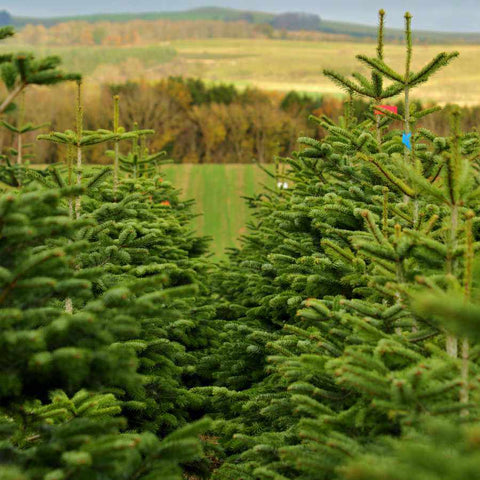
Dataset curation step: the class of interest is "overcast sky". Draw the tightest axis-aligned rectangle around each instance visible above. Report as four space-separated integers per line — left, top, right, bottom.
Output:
5 0 480 32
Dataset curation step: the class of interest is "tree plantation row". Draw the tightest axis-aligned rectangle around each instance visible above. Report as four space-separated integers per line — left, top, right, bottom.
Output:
2 11 480 480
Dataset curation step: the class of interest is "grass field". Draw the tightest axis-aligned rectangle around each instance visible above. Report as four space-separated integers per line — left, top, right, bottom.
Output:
164 164 273 257
4 37 480 104
168 39 480 105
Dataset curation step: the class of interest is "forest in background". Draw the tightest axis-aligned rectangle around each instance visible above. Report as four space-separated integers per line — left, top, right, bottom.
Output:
14 19 278 46
3 77 480 165
3 9 480 165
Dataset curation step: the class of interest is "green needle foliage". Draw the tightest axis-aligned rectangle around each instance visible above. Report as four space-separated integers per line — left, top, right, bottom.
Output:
112 130 169 180
0 27 80 115
0 187 208 479
337 261 480 480
0 26 79 187
324 10 457 144
0 179 214 479
1 119 50 163
37 82 134 217
104 110 168 183
339 419 480 480
0 64 215 479
206 10 480 480
0 95 50 186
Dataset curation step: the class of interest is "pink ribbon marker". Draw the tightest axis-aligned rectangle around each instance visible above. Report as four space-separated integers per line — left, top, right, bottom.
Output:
374 105 398 115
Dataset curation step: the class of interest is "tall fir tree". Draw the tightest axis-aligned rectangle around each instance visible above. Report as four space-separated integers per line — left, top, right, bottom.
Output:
0 186 211 479
0 26 80 114
206 10 480 480
0 70 216 479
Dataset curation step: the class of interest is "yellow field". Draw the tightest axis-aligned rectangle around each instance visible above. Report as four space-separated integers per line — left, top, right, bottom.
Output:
5 38 480 105
166 39 480 105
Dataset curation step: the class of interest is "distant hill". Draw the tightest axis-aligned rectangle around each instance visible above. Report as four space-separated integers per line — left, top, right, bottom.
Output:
7 6 480 44
9 7 274 27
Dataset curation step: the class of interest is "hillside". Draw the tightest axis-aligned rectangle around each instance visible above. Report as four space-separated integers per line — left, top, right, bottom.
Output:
10 7 275 27
3 38 479 105
6 6 480 44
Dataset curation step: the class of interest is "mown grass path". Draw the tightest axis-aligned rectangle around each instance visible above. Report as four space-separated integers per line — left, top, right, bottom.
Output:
164 164 273 257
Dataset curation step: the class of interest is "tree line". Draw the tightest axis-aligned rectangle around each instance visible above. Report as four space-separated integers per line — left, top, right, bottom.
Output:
0 78 323 165
1 76 480 166
14 19 276 46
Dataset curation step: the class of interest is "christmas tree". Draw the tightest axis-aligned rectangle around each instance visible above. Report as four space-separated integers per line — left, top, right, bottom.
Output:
0 26 80 114
0 186 211 479
3 8 480 480
0 60 215 478
206 10 480 480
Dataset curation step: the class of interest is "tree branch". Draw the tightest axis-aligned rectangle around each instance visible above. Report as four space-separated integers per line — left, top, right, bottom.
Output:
0 82 26 115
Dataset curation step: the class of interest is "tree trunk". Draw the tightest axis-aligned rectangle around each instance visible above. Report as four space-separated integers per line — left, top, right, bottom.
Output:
75 145 82 218
0 83 26 115
17 133 22 165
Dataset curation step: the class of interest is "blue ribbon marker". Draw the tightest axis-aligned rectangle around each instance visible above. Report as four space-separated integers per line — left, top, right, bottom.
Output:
402 132 412 150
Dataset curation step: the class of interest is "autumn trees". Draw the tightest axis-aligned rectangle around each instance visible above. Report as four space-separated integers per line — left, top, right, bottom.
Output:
1 78 321 165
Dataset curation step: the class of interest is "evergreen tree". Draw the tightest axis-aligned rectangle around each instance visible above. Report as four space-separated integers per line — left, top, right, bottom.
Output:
34 83 216 434
0 27 80 115
0 27 80 188
0 187 211 479
108 124 167 181
0 94 50 186
0 76 215 479
207 10 480 480
3 8 480 480
338 262 480 480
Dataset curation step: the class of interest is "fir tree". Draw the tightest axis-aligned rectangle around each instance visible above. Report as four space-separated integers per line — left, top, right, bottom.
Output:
0 28 79 188
109 124 168 181
0 77 216 479
0 27 80 115
208 10 480 480
0 94 49 186
34 84 216 431
0 187 211 479
338 261 480 480
1 93 50 166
